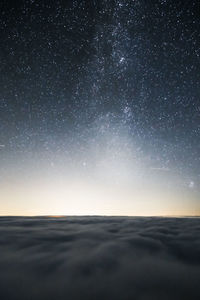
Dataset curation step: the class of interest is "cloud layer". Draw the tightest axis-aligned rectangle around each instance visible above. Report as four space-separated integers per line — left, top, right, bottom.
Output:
0 216 200 299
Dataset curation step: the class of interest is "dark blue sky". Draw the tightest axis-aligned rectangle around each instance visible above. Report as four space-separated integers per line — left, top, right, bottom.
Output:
0 0 199 215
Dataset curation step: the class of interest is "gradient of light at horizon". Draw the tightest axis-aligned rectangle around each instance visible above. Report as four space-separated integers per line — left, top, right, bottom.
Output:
1 120 199 216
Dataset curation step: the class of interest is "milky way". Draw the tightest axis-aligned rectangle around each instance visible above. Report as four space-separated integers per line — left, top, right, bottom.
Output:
0 0 199 215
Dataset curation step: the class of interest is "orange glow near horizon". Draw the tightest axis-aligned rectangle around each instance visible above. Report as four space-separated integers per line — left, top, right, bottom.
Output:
0 173 199 217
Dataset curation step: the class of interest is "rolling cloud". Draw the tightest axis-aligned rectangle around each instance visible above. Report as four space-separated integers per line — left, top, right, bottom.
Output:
0 216 200 299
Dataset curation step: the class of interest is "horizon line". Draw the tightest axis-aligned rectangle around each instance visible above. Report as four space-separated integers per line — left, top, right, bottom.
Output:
0 214 200 218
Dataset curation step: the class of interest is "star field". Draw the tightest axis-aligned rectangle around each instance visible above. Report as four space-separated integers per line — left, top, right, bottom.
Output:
0 0 199 215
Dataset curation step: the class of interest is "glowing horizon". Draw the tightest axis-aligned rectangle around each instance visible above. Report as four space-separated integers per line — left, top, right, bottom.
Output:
1 125 199 217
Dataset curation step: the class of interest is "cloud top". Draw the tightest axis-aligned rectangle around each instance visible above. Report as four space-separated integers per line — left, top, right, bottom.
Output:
0 216 200 300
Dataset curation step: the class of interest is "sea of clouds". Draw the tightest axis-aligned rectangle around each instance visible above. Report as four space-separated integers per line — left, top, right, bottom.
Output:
0 216 200 299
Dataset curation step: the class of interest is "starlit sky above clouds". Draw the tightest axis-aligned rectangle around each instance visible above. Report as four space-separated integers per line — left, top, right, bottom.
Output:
0 0 199 216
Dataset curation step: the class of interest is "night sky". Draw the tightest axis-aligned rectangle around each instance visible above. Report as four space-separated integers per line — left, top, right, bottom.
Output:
0 0 199 215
